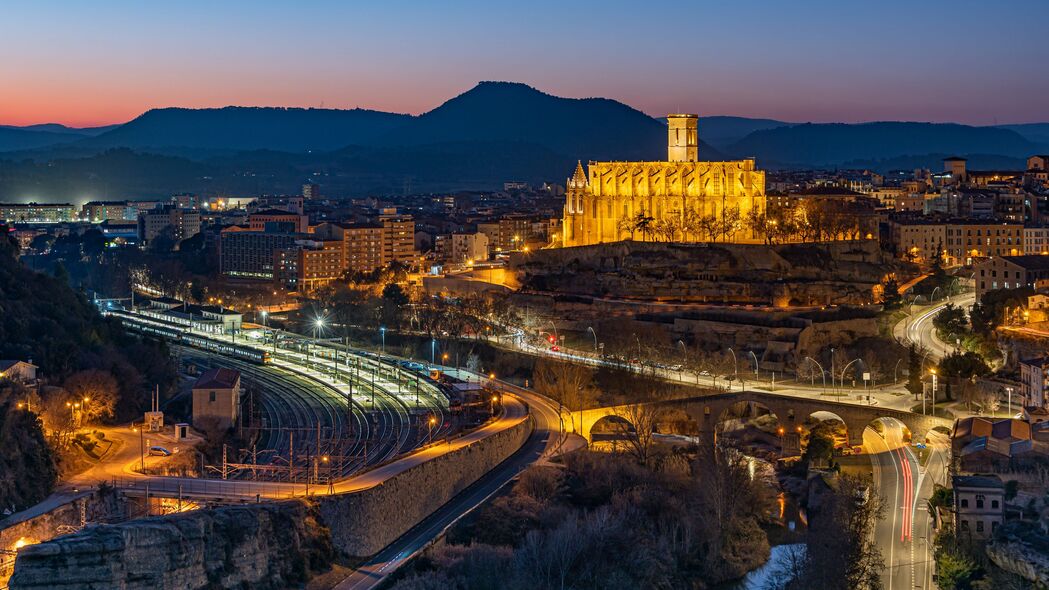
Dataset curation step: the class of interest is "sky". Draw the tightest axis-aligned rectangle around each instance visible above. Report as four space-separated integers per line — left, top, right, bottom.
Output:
2 0 1047 127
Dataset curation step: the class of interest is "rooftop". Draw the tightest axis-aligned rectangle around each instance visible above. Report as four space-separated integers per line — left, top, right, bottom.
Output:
193 367 240 390
952 474 1004 489
1001 255 1049 271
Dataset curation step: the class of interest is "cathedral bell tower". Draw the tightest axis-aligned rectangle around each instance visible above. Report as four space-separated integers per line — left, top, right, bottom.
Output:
667 114 699 162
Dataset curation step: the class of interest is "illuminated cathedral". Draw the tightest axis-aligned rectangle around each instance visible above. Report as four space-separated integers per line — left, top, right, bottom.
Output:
562 114 767 247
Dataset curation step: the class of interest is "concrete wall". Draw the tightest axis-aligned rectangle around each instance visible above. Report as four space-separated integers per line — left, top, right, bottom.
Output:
318 415 534 557
9 500 332 590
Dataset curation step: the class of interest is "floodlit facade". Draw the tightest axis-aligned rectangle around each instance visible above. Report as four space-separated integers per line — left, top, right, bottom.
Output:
563 114 766 247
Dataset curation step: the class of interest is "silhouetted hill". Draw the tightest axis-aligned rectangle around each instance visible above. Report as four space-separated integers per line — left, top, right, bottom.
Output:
385 81 724 162
82 106 411 152
1 123 120 136
727 122 1036 167
0 127 83 152
695 116 790 149
995 123 1049 149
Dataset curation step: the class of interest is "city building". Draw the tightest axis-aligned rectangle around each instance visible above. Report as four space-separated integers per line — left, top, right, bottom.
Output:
135 297 243 334
0 202 76 223
137 205 201 245
275 239 345 292
450 232 489 264
379 208 415 265
973 255 1049 297
191 367 241 430
952 417 1035 471
1021 357 1049 409
303 182 320 200
248 209 309 233
563 114 766 247
314 221 385 273
892 220 1023 265
952 475 1005 540
219 227 299 279
1024 227 1049 255
81 201 136 223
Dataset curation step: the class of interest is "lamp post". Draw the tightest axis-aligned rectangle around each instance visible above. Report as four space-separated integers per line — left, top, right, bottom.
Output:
748 350 759 380
840 358 861 392
727 348 738 390
380 326 386 355
805 357 827 396
1005 386 1013 418
431 338 436 367
927 368 938 416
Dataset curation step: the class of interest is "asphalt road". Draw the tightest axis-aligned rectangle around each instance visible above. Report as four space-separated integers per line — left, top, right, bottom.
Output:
866 423 949 590
894 293 976 362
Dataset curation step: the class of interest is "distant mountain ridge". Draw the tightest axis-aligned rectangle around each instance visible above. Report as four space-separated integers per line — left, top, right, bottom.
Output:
82 106 411 152
1 82 1047 199
726 121 1038 168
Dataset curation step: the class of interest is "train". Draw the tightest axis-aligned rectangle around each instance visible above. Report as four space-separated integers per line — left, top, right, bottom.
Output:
106 310 272 365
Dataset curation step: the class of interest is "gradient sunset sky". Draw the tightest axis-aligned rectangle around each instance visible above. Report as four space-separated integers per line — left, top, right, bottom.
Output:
2 0 1046 127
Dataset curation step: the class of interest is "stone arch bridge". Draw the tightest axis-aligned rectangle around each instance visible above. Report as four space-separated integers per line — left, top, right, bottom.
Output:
570 391 949 454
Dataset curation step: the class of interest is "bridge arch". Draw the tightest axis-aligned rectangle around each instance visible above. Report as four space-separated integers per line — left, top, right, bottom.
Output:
589 415 637 445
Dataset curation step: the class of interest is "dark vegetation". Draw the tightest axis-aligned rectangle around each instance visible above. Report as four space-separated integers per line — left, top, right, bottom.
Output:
392 450 776 590
0 227 176 511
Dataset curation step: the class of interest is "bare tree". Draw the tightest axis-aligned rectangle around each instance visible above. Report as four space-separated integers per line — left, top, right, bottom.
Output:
608 402 665 465
63 369 119 424
533 359 596 432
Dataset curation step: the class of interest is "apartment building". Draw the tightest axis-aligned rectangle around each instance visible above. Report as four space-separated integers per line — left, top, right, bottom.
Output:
248 208 309 233
137 205 201 244
379 209 415 265
275 239 345 292
1021 357 1049 409
953 475 1005 540
219 226 299 279
973 255 1049 297
0 202 76 223
892 220 1023 265
81 201 136 222
1024 227 1049 255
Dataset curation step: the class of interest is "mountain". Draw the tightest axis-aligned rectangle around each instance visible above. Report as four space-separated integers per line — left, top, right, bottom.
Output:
1 123 120 136
381 81 723 162
727 122 1036 168
0 127 84 152
81 106 412 152
995 123 1049 149
695 116 791 149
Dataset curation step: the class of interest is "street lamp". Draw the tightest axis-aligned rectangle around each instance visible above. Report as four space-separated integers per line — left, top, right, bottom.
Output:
727 348 738 389
380 326 386 355
927 368 938 415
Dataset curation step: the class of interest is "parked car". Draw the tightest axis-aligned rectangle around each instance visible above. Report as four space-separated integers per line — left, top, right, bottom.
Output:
148 446 172 457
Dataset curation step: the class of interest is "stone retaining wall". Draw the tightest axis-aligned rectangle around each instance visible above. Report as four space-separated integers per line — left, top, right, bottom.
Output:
318 415 534 556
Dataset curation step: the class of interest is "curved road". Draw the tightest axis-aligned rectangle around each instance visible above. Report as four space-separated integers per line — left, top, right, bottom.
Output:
893 293 976 361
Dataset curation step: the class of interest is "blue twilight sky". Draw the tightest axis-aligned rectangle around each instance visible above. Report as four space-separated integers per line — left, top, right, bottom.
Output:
1 0 1046 127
